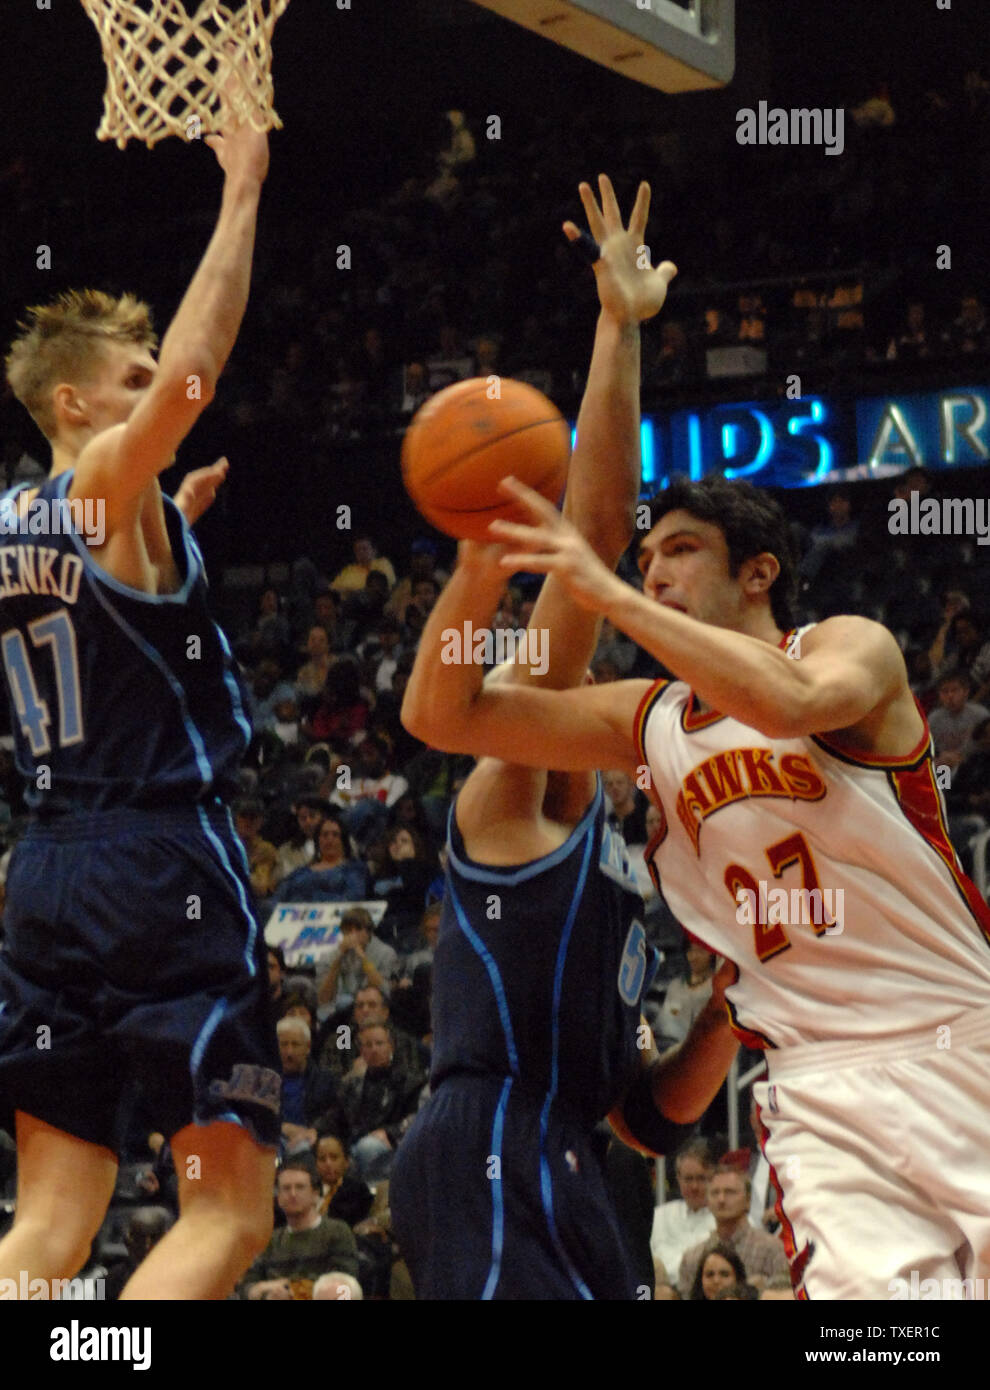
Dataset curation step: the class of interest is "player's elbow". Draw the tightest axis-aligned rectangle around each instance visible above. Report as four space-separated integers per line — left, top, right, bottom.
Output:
158 352 219 410
401 689 459 749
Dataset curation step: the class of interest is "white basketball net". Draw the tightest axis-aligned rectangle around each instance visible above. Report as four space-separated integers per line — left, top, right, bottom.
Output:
80 0 292 148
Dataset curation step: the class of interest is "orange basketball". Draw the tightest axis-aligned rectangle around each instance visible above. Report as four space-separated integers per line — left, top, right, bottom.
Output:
401 377 570 541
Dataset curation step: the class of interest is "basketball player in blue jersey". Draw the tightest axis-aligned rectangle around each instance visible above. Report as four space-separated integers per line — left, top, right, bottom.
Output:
391 177 739 1300
0 107 280 1300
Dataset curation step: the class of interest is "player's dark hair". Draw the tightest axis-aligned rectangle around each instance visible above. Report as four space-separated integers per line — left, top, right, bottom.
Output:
649 477 798 630
689 1242 749 1301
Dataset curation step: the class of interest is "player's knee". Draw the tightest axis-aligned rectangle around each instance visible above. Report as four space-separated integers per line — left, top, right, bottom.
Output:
15 1215 95 1280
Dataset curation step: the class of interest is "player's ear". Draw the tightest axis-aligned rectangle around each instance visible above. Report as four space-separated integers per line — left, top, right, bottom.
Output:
53 382 90 430
741 552 780 600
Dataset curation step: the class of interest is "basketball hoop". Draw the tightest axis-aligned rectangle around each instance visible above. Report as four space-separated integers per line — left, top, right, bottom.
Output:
80 0 292 149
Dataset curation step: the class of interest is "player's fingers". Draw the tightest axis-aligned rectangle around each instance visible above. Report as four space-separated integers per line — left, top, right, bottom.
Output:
495 551 553 574
495 475 562 519
598 173 623 234
655 259 678 286
577 181 606 243
629 180 652 240
562 221 581 242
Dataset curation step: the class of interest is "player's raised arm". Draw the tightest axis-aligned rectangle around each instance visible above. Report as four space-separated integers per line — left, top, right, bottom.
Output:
504 176 676 693
73 104 268 523
401 539 647 772
560 175 676 560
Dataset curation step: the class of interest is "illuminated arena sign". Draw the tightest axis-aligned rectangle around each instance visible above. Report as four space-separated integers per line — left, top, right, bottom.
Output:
605 386 990 491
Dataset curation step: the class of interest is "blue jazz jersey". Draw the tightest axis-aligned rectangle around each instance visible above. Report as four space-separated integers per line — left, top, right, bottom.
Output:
430 778 653 1123
390 779 658 1299
0 470 281 1152
0 471 251 813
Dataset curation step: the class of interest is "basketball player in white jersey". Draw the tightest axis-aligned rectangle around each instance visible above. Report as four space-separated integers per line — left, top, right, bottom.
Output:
403 472 990 1300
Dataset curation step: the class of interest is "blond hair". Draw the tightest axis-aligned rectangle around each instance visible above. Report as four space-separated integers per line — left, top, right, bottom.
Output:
5 289 156 441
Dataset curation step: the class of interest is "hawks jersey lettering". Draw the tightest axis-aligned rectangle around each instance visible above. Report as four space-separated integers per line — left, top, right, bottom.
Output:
637 627 990 1049
0 472 251 813
430 779 651 1126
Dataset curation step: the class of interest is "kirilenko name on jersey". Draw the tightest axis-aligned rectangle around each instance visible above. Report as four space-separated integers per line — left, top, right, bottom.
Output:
0 545 83 605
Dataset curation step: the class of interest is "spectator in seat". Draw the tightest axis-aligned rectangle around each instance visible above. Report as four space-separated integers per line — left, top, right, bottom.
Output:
302 657 370 748
331 735 409 852
799 488 859 585
886 301 930 361
371 826 438 953
331 535 396 595
318 982 427 1083
656 938 717 1047
603 768 650 846
927 671 989 772
316 907 401 1018
295 625 333 702
277 1017 339 1155
314 1132 373 1228
678 1167 789 1296
240 1162 359 1300
275 797 328 881
329 1023 425 1182
650 1138 717 1290
269 812 369 908
689 1243 750 1302
233 797 280 903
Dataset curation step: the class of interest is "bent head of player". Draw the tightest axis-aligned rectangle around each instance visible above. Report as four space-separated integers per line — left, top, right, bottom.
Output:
5 290 158 460
637 477 798 640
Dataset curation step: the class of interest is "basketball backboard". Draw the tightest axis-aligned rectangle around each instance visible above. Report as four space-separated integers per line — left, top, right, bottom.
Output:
467 0 734 92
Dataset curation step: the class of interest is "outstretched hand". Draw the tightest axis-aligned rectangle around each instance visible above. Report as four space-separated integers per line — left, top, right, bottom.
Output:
564 174 677 325
174 456 229 526
205 45 270 184
488 478 626 614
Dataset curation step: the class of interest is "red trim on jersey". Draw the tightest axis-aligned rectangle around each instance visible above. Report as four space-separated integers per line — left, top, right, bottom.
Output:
726 995 778 1052
682 692 726 731
812 712 932 770
633 676 670 772
756 1102 809 1299
889 757 990 947
642 822 667 894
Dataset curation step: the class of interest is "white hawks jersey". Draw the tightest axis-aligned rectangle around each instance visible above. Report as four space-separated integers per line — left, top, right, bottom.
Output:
637 627 990 1049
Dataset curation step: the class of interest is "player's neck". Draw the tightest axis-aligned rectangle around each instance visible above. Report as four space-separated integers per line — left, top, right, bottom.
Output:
693 610 787 714
49 443 78 478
